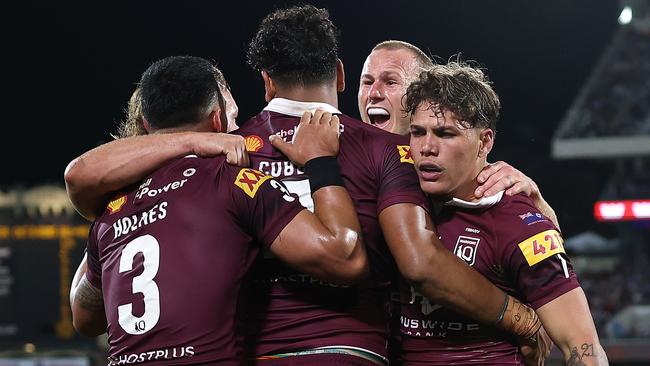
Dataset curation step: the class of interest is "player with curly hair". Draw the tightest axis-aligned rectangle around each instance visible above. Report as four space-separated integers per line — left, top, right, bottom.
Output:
400 61 608 366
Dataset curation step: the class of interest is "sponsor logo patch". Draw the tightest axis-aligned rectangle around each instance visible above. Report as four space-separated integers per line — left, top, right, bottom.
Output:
518 211 548 226
409 287 442 315
107 195 127 215
235 168 272 198
397 145 414 164
453 236 480 266
517 229 565 266
274 127 298 141
245 135 264 152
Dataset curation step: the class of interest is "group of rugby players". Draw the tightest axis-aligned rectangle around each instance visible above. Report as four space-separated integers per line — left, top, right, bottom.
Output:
64 5 608 366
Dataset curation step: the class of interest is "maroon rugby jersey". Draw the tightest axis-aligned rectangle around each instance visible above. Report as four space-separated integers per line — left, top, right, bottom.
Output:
399 192 580 365
234 98 429 361
85 155 304 365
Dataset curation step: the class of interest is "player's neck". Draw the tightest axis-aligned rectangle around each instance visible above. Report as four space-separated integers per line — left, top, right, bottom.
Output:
449 162 488 203
150 119 213 134
453 182 481 203
274 84 339 108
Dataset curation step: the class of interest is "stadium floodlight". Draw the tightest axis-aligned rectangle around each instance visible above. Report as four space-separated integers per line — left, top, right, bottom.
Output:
618 6 632 24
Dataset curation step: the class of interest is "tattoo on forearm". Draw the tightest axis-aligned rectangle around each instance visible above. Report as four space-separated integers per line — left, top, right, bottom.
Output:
76 277 104 311
566 343 594 366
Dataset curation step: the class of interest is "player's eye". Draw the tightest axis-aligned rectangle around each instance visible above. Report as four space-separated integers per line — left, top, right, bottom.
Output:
435 129 456 138
410 126 425 137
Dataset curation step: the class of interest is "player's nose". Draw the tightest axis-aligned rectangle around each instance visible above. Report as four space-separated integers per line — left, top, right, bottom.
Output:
421 134 439 156
368 81 384 101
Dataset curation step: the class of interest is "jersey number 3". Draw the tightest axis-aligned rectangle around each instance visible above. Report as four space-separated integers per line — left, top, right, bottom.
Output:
118 234 160 335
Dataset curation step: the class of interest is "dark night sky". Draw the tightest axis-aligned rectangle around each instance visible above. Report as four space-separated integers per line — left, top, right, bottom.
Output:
5 0 621 236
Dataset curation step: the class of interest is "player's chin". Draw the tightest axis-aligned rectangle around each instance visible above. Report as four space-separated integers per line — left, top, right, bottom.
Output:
418 180 446 196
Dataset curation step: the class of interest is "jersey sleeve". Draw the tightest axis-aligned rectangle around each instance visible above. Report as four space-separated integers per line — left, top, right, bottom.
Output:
84 222 102 289
229 167 305 248
498 195 580 310
376 141 430 214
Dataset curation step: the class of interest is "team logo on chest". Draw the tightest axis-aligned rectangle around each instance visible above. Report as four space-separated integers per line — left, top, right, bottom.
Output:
453 236 480 266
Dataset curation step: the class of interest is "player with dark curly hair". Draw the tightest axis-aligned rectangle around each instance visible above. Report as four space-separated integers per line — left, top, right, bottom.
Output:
401 61 608 365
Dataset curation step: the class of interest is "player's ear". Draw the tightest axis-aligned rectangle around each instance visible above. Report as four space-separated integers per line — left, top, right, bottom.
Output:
209 108 226 133
262 70 276 102
143 118 152 134
336 59 345 93
477 128 494 158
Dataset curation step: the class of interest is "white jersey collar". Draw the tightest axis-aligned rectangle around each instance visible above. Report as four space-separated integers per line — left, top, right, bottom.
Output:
263 98 341 117
444 190 504 210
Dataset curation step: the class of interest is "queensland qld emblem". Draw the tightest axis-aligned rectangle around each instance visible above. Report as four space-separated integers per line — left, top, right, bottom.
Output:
453 236 480 266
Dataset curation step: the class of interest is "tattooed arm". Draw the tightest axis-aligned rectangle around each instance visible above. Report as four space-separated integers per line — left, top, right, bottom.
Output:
536 287 608 366
70 254 107 336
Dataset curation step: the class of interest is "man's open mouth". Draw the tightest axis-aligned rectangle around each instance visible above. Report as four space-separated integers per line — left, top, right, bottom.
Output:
367 107 391 128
